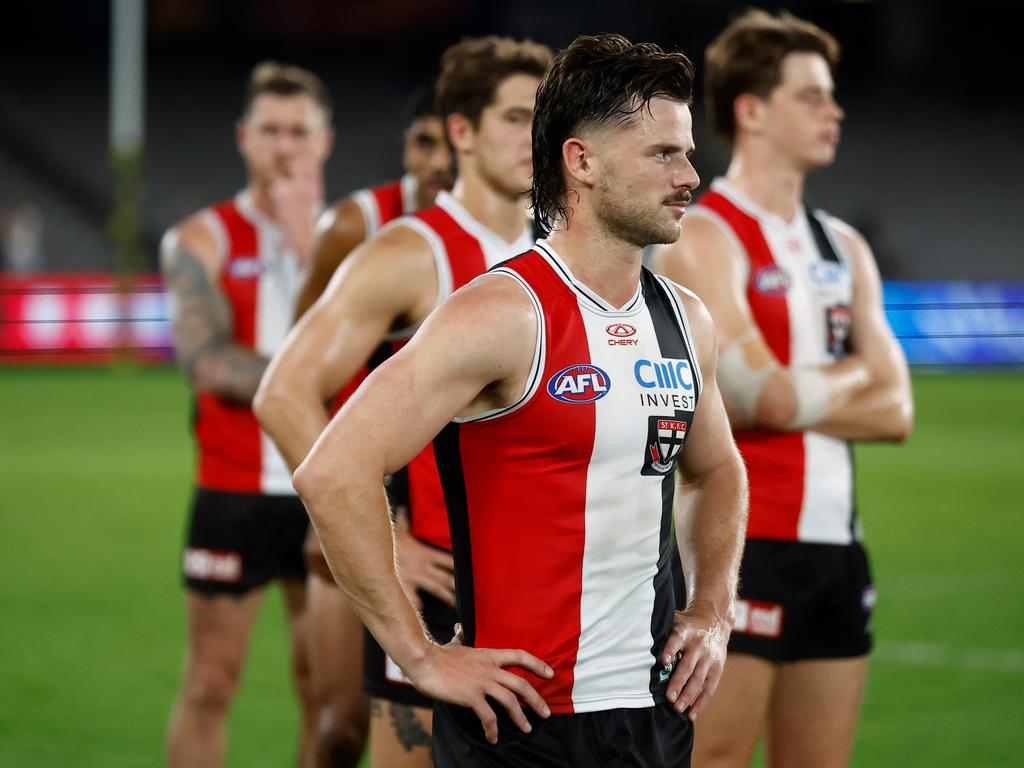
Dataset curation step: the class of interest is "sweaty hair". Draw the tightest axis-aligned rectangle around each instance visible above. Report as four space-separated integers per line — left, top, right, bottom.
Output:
435 36 553 125
705 9 840 143
242 61 333 124
531 33 694 233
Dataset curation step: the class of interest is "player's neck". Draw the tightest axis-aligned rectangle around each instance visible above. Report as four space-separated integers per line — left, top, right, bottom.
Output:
449 176 528 244
545 213 643 310
247 182 278 222
724 148 806 224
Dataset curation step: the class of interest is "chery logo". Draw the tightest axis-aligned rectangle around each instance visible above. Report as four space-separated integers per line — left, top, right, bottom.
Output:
606 323 638 346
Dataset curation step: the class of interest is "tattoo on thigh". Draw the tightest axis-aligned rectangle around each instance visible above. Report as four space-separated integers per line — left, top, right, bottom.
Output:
388 702 431 752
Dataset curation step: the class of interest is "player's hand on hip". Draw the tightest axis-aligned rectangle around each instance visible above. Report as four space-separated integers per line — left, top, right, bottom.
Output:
407 626 553 745
394 516 457 608
660 602 731 721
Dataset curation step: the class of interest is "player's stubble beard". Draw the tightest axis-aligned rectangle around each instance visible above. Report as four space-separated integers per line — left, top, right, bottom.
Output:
595 168 691 248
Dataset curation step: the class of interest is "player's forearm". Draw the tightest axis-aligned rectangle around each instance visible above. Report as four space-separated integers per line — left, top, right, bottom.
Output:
254 377 330 471
747 355 871 432
675 454 748 621
188 345 268 403
814 376 914 441
294 451 432 669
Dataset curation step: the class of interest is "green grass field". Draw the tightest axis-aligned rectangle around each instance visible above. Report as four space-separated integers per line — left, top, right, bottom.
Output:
1 367 1021 767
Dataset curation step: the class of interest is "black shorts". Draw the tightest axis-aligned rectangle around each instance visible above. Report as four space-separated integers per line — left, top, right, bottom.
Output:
729 539 875 662
182 487 309 595
364 588 458 708
432 700 693 767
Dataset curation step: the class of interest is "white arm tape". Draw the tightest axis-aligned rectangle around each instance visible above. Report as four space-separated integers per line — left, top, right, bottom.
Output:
789 368 830 430
717 331 777 421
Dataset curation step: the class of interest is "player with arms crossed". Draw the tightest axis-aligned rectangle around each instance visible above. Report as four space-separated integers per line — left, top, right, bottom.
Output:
161 63 332 768
654 10 913 768
255 37 552 767
293 34 748 767
291 81 453 768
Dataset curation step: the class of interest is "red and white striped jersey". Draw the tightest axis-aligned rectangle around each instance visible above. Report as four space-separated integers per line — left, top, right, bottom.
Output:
191 191 304 495
389 191 534 551
694 178 857 545
435 242 704 714
351 174 419 240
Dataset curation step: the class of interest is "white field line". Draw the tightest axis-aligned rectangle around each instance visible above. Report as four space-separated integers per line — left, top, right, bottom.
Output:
874 640 1024 673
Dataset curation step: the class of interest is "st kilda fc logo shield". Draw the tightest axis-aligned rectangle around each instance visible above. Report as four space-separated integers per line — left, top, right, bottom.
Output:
641 415 690 476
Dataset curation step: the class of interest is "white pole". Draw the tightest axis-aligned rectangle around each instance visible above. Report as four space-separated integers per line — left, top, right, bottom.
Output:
110 0 145 154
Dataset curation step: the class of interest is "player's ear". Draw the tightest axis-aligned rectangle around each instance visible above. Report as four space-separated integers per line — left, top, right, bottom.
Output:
235 120 247 154
562 137 594 188
733 93 765 135
446 112 474 154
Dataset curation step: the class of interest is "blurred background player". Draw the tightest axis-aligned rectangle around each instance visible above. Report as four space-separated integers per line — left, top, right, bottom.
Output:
255 36 552 767
161 62 333 768
654 10 913 767
291 80 452 768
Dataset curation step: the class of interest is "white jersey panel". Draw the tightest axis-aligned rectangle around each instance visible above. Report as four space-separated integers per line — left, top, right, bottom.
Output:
572 299 662 711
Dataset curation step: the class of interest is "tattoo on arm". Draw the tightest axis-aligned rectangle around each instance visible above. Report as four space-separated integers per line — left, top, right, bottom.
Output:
388 702 432 752
163 239 267 403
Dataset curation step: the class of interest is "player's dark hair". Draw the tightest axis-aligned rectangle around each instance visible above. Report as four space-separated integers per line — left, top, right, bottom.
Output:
435 36 552 126
531 34 695 233
403 81 442 126
242 61 333 123
705 9 840 143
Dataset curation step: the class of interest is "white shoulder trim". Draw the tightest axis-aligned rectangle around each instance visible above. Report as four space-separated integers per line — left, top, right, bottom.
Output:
655 275 704 396
455 268 546 424
376 216 451 342
687 205 750 287
352 189 380 239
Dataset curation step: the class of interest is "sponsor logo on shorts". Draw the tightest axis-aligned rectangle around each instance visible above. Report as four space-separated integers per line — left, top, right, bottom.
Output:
641 415 690 476
733 599 783 638
754 265 791 296
183 548 242 582
606 323 638 346
862 585 877 612
226 256 264 278
547 364 611 403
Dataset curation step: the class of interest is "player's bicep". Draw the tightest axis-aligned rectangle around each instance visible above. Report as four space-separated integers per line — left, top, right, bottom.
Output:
159 220 232 375
312 277 528 476
837 224 908 378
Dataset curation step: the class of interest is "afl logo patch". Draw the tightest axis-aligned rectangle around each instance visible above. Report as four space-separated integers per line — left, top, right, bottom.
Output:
754 266 791 296
547 364 611 404
606 323 636 338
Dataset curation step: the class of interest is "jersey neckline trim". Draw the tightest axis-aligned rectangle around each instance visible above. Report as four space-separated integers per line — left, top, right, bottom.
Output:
400 173 419 215
435 191 532 253
710 178 808 234
534 240 644 316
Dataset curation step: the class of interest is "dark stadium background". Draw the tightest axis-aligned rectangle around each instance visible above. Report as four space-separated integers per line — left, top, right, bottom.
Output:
1 2 1021 766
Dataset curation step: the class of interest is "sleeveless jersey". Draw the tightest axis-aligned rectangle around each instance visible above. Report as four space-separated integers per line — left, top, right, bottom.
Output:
192 192 303 495
387 191 534 550
351 174 419 240
434 241 704 714
694 178 856 545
